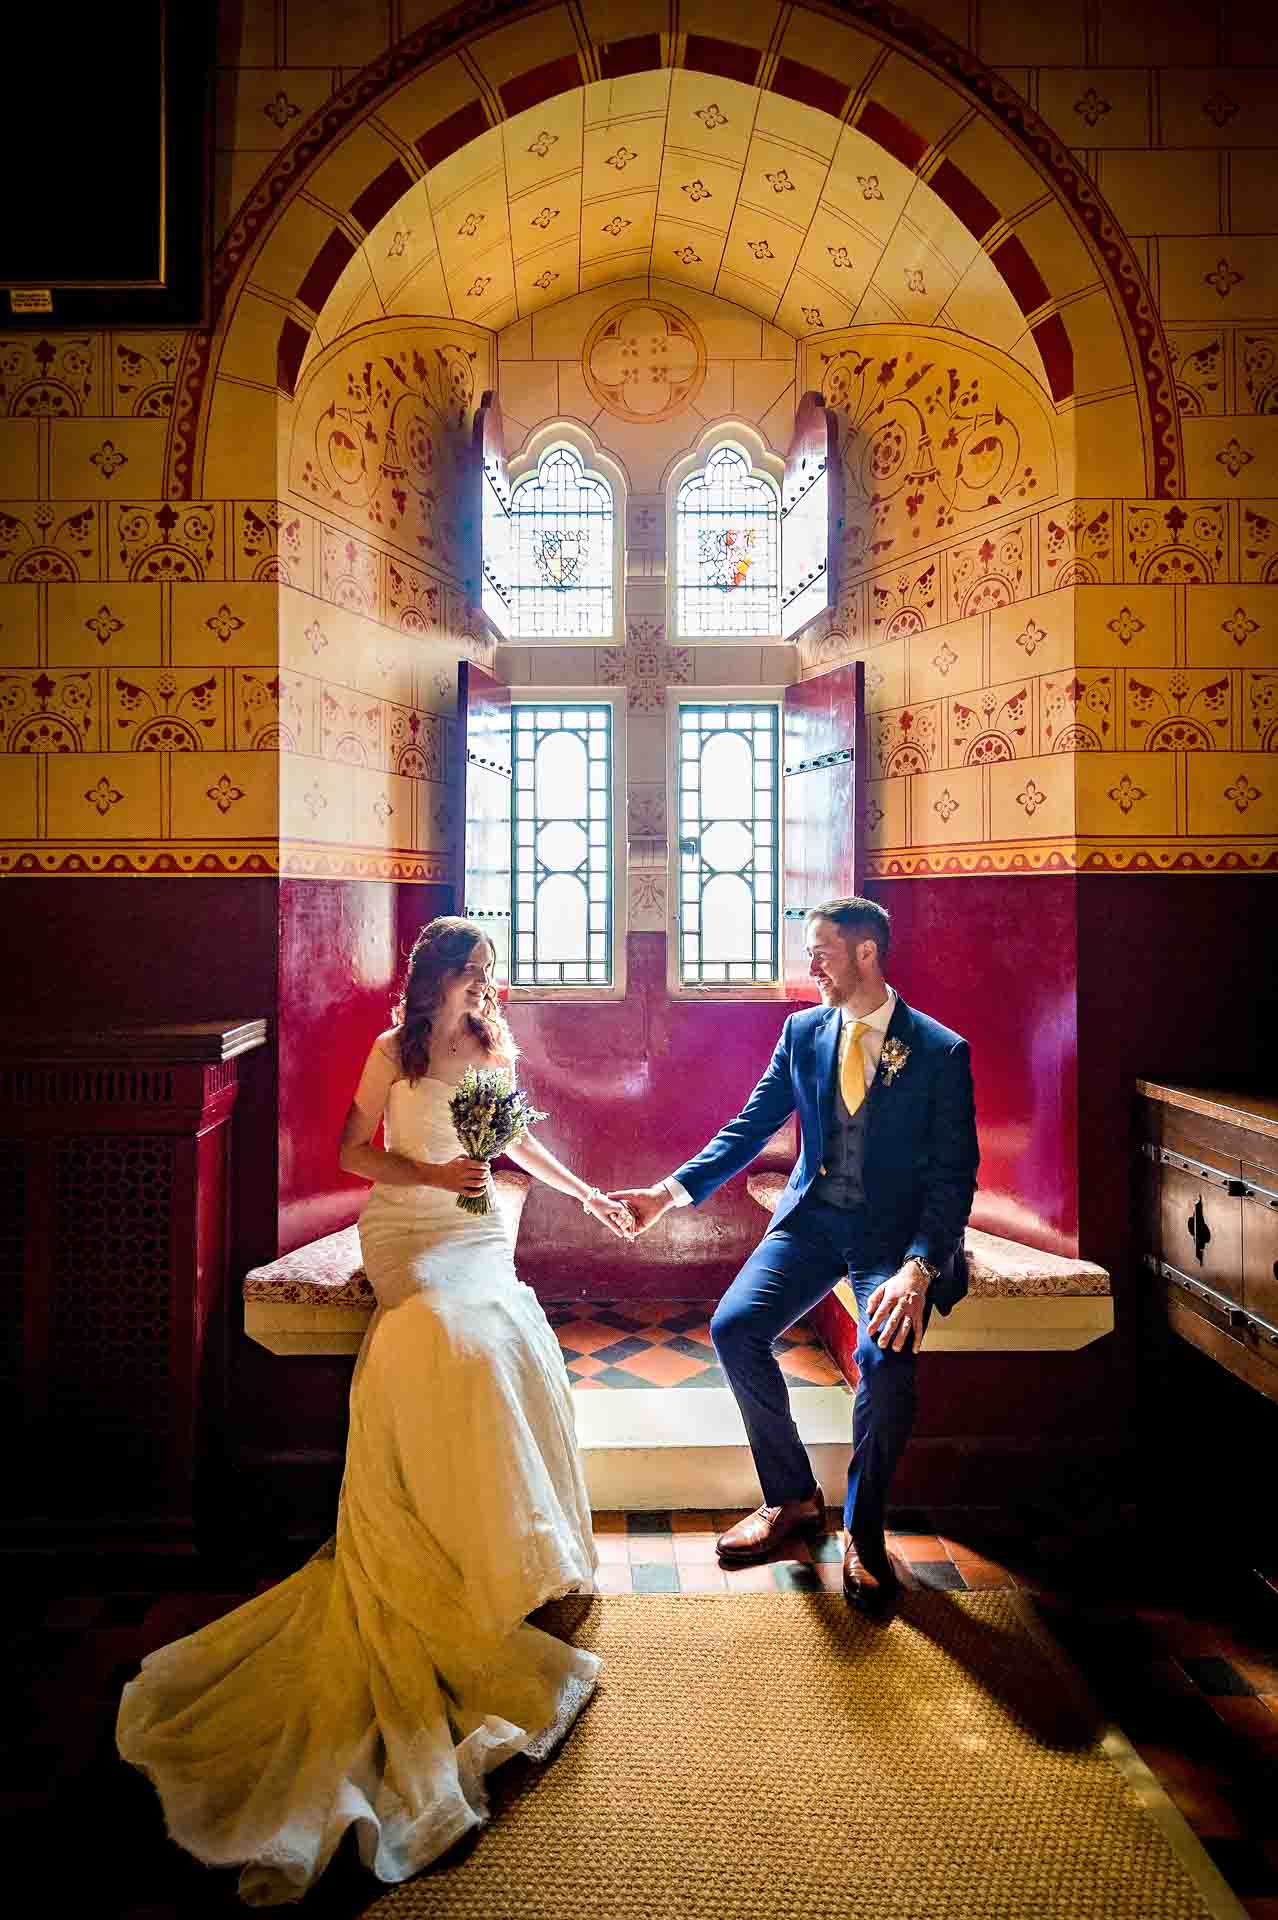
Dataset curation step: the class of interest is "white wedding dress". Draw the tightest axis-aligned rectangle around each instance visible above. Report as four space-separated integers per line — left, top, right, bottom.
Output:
117 1073 599 1906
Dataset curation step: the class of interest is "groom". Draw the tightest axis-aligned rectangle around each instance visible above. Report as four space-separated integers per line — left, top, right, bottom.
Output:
613 897 978 1611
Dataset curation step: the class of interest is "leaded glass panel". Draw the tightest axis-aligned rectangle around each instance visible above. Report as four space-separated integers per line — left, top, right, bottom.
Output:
677 703 779 983
512 703 613 985
504 447 614 638
674 445 779 638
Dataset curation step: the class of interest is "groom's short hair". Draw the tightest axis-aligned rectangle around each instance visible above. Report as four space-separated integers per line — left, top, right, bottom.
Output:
808 896 891 960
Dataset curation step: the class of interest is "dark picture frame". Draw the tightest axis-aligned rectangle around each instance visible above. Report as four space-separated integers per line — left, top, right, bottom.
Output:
1 0 213 330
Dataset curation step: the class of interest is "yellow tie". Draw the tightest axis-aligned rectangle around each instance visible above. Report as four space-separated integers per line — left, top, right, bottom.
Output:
840 1019 869 1116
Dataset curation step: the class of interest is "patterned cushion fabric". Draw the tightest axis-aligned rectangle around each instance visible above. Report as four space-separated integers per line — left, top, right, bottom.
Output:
743 1173 1109 1297
242 1225 374 1308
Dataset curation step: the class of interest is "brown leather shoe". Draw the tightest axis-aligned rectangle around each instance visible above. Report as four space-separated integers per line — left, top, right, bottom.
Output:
716 1493 826 1566
842 1535 900 1614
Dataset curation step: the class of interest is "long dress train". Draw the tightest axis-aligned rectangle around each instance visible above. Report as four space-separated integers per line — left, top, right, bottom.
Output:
117 1076 599 1906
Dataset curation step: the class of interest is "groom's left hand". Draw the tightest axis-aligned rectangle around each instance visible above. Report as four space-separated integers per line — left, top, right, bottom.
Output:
584 1191 637 1240
865 1267 927 1352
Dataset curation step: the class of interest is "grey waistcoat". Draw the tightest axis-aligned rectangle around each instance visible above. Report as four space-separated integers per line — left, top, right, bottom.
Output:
809 1048 868 1210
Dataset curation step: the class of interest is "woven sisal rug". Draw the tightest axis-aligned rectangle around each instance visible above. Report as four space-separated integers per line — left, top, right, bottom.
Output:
369 1591 1245 1920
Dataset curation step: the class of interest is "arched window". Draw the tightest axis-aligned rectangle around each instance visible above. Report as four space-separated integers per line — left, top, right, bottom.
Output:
482 432 618 640
672 440 780 639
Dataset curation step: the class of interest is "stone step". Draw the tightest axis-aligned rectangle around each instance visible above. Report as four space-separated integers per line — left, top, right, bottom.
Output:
573 1381 851 1511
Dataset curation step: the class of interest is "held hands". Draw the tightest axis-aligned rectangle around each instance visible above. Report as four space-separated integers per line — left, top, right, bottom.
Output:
583 1190 637 1241
865 1264 928 1353
430 1155 489 1197
607 1185 674 1236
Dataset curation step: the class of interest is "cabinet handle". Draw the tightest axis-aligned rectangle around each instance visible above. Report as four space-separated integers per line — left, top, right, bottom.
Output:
1186 1196 1211 1265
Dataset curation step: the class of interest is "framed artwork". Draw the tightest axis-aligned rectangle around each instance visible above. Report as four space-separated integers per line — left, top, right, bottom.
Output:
1 0 213 329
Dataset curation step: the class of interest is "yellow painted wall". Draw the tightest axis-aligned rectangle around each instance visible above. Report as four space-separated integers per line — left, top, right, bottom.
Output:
2 0 1275 883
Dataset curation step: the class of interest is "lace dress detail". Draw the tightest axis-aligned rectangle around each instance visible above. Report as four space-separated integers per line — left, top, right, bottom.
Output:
117 1078 598 1906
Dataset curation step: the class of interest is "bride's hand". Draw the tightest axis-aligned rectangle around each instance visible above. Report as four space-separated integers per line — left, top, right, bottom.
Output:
584 1191 636 1240
428 1155 489 1196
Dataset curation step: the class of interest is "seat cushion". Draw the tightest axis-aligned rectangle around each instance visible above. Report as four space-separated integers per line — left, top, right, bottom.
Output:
744 1172 1109 1297
243 1223 374 1309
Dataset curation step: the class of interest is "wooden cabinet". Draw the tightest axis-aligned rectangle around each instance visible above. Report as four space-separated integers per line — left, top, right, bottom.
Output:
0 1020 267 1537
1137 1081 1278 1405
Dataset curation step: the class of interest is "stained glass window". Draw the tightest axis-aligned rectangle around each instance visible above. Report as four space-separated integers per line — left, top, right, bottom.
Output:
674 445 779 638
676 703 779 984
494 446 614 639
512 703 614 985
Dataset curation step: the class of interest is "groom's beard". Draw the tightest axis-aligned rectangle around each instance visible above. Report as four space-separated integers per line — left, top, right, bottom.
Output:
816 958 874 1007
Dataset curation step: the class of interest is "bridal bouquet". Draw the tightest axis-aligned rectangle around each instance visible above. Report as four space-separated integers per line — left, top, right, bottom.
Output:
448 1067 547 1215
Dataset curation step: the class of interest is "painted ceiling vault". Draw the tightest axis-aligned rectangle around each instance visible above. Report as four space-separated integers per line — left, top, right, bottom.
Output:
306 69 1052 398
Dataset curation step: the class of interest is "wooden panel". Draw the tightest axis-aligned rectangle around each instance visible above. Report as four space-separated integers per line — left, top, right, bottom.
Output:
472 390 512 638
1165 1286 1278 1408
1139 1145 1163 1268
1243 1188 1278 1335
1137 1081 1278 1157
780 391 841 642
456 660 512 987
1159 1163 1242 1304
0 1026 260 1534
1139 1083 1278 1404
781 659 864 998
1157 1108 1243 1179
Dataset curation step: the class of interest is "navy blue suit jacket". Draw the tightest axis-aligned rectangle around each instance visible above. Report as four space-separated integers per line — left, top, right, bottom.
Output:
670 995 979 1314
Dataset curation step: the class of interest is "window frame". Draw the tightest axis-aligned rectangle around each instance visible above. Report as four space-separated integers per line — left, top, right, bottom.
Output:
505 686 628 1004
501 422 627 647
664 687 789 1001
665 424 785 646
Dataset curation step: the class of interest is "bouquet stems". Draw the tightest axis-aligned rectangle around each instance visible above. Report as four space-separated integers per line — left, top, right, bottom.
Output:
457 1170 495 1217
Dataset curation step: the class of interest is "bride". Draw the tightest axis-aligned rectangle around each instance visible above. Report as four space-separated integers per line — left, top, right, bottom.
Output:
117 916 634 1905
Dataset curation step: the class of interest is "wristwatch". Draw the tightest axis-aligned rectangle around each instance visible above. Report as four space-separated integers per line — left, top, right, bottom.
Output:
909 1256 940 1289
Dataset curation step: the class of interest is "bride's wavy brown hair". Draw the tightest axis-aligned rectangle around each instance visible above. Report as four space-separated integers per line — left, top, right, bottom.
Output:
392 917 517 1084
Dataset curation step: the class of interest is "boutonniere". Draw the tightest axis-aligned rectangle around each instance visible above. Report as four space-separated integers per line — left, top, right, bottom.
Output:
879 1038 910 1085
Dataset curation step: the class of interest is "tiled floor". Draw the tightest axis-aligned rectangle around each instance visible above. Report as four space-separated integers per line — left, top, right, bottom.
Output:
3 1513 1277 1918
546 1299 845 1390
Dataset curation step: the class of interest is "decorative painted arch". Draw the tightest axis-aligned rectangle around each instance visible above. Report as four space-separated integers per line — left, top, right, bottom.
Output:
168 0 1182 499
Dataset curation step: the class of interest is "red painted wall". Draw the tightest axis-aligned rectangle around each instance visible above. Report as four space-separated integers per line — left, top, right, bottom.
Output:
275 877 450 1254
231 877 450 1474
505 933 804 1299
13 868 1270 1516
872 873 1080 1254
1075 872 1278 1299
506 875 1083 1298
3 877 280 1273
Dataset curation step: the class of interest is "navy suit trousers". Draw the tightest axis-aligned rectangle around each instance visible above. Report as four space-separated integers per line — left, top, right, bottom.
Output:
709 1194 930 1543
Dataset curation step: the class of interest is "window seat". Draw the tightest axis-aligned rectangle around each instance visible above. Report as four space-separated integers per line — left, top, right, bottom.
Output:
242 1172 532 1355
745 1172 1112 1352
242 1167 1112 1360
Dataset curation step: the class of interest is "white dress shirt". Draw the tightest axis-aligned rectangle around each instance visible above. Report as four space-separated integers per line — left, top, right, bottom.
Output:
663 988 897 1206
